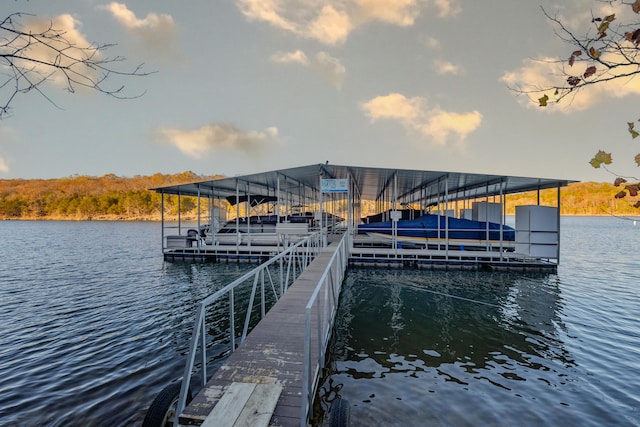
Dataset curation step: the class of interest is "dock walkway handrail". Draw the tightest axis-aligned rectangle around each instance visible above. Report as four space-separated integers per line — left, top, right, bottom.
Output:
175 231 323 424
301 232 349 426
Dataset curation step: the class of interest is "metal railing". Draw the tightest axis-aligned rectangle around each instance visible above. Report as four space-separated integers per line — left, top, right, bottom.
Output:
174 231 323 424
301 232 349 426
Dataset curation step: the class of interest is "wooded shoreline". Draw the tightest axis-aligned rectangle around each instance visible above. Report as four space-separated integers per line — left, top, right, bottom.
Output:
1 173 639 220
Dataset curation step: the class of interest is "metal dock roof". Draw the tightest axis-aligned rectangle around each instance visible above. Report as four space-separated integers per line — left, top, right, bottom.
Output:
151 163 577 203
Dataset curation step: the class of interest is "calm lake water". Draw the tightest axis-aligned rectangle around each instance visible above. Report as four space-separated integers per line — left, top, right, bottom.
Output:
0 217 639 426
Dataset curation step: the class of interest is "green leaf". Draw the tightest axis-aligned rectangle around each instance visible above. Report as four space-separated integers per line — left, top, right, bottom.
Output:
629 122 639 138
635 153 640 166
590 150 612 168
538 94 549 107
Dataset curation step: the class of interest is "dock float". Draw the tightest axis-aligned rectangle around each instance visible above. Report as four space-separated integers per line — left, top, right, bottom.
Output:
179 241 347 426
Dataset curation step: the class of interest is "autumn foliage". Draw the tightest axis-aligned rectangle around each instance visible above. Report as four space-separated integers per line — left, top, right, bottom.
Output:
0 171 221 220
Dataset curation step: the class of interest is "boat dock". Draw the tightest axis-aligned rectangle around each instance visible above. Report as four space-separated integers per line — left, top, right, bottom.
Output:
147 164 576 425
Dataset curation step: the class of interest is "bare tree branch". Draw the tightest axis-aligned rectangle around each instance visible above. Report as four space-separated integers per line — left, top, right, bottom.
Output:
0 12 153 118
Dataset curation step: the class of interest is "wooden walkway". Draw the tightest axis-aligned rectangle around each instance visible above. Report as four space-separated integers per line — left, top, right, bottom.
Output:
179 245 341 426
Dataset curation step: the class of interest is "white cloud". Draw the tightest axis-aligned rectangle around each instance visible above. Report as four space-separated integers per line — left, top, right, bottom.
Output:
270 50 310 65
0 156 8 173
235 0 458 45
420 109 482 145
361 93 481 145
354 0 420 26
433 59 462 75
271 50 345 88
307 5 353 45
102 3 177 57
362 93 422 122
235 0 297 32
158 123 279 159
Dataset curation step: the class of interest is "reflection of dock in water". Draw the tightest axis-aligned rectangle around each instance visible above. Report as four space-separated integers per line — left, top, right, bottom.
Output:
317 269 571 426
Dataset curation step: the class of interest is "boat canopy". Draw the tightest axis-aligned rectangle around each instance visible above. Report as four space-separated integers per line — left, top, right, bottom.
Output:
151 163 576 206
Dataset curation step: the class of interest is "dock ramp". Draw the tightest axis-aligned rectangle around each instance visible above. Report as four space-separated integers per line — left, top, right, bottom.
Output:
174 233 348 426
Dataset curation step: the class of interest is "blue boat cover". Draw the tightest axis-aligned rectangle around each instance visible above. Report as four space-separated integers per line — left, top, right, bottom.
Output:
358 214 515 241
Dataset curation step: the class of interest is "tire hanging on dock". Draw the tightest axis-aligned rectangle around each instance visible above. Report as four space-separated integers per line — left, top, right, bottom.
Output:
142 382 192 427
330 396 350 427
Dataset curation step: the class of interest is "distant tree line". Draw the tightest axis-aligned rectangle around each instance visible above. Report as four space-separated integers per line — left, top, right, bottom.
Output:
0 171 221 220
1 174 638 220
504 182 640 216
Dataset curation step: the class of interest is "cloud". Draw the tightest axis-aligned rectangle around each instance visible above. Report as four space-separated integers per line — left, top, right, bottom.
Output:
0 157 8 173
235 0 297 32
270 50 345 88
19 14 100 88
420 109 482 145
362 93 422 122
270 50 310 65
102 3 178 57
361 93 481 145
354 0 420 25
501 51 640 113
433 59 462 75
158 123 279 159
307 5 353 45
235 0 459 45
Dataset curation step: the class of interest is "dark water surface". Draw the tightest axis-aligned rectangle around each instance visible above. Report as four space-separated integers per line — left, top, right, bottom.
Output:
0 221 256 426
0 218 638 426
316 216 640 426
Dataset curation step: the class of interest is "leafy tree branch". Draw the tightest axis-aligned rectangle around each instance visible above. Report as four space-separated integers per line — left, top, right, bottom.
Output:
511 1 640 207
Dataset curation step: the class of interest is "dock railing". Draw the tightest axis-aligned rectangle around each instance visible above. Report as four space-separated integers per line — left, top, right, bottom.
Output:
301 232 349 426
175 231 323 424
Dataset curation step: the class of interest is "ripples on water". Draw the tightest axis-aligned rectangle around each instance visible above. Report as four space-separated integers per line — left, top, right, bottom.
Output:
316 217 640 427
0 221 257 426
0 218 638 426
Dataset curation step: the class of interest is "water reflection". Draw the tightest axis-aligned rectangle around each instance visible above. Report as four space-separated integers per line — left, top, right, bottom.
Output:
316 268 579 427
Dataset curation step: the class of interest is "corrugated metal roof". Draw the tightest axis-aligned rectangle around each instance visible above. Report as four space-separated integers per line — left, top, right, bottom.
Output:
151 163 577 203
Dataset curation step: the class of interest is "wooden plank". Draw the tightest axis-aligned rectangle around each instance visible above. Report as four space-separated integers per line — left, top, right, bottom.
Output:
201 382 256 427
235 383 283 427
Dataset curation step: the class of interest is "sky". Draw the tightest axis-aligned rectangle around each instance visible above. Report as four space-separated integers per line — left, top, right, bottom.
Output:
1 0 640 182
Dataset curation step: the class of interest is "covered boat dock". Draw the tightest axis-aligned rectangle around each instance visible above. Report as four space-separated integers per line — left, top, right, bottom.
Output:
152 163 575 271
148 164 575 426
